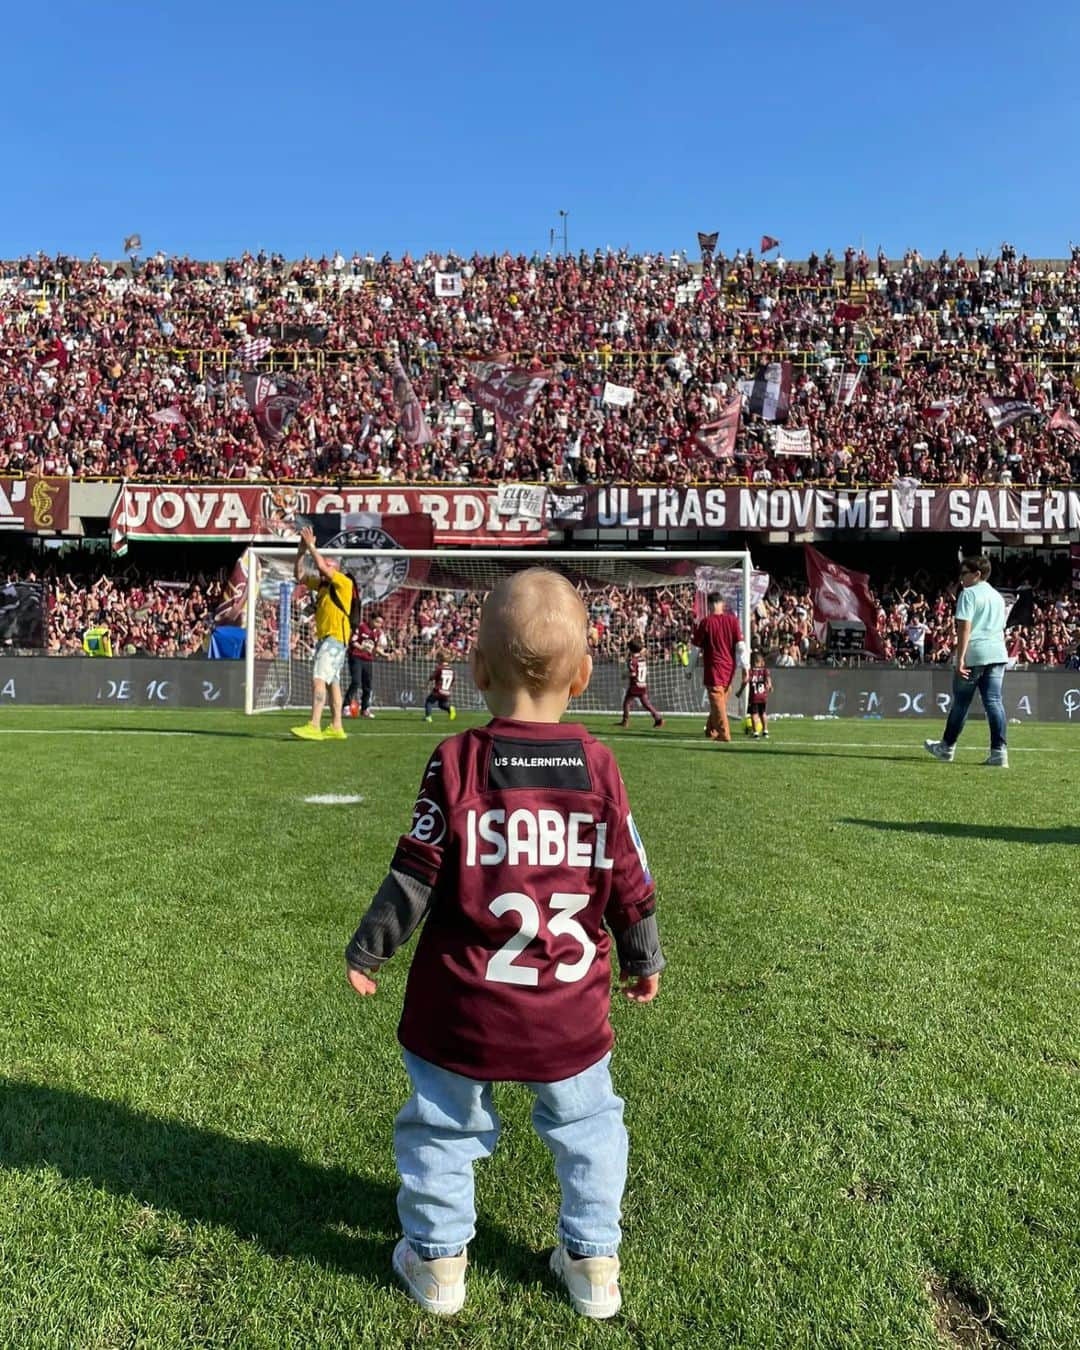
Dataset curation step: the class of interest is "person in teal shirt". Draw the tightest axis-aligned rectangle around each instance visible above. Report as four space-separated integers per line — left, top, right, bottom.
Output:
924 556 1009 767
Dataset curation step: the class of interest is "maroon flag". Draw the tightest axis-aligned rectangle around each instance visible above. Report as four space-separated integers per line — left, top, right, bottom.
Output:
1050 404 1080 441
760 235 780 253
695 396 741 458
123 234 142 253
150 406 187 427
836 366 863 408
390 356 434 446
920 398 958 422
804 545 885 658
214 554 249 625
697 231 718 252
243 373 308 450
834 302 866 322
37 337 69 371
980 395 1039 432
467 360 551 425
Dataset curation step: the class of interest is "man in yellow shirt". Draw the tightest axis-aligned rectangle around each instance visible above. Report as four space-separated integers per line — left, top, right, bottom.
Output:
291 526 355 741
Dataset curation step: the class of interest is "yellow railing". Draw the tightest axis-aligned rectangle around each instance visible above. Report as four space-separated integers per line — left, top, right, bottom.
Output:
138 345 1080 379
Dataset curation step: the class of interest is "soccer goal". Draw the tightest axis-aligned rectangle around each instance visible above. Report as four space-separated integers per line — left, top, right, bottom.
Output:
243 548 755 717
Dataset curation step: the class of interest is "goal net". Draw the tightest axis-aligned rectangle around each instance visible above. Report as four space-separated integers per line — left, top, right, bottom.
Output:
243 549 757 717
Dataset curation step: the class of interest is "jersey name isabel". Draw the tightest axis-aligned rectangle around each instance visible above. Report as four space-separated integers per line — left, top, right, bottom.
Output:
465 807 614 870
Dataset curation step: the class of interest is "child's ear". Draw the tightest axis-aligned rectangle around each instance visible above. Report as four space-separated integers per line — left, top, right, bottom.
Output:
471 646 491 691
569 652 593 698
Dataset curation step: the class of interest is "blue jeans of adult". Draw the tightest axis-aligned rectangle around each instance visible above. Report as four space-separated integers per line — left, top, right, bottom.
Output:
394 1050 626 1261
942 663 1007 750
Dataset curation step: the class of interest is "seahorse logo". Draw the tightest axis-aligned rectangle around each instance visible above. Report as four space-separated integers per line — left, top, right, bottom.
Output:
30 478 58 529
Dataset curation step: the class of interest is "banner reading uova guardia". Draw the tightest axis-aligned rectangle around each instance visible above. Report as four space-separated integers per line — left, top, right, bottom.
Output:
109 484 548 552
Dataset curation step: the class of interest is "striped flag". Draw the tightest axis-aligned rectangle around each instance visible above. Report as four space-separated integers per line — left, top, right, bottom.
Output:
235 336 271 368
835 366 863 407
738 362 791 422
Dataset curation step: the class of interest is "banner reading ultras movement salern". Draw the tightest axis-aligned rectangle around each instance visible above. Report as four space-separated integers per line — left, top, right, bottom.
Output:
108 482 1080 551
546 484 1080 533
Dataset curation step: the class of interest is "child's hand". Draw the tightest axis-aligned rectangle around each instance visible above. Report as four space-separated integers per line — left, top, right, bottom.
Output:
620 971 660 1004
347 965 379 997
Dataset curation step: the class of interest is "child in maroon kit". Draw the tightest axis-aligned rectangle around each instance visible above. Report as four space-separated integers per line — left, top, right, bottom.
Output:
737 649 772 739
617 638 664 728
345 568 664 1320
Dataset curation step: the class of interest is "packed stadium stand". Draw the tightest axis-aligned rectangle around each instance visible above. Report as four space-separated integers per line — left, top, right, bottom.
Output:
9 558 1077 667
4 246 1080 487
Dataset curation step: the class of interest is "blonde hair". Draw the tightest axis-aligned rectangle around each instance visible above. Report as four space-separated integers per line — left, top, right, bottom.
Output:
476 568 588 693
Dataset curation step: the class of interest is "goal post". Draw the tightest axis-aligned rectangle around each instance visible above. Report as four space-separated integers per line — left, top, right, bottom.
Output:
243 548 756 718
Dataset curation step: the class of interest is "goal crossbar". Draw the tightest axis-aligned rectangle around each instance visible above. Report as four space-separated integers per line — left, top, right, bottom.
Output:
243 547 754 717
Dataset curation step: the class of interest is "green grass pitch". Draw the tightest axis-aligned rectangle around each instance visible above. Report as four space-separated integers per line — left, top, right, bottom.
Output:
1 708 1078 1348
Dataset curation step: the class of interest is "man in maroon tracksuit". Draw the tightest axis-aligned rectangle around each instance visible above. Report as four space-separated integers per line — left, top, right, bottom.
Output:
345 569 663 1321
691 591 744 742
345 613 385 718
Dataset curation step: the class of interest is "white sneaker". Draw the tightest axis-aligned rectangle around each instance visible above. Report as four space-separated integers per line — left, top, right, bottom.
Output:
392 1238 466 1315
983 749 1009 767
923 739 955 762
549 1244 621 1319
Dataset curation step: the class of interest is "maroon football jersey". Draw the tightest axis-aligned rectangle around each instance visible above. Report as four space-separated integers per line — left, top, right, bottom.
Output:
748 667 770 702
349 622 373 659
431 665 455 696
627 653 648 689
692 611 742 688
391 718 656 1082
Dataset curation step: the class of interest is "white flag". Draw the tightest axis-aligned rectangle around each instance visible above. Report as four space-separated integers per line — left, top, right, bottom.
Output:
495 483 547 520
771 426 811 456
434 271 463 297
602 381 635 407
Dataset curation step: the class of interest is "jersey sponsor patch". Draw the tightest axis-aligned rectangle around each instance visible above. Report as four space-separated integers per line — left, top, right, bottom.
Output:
410 796 447 844
487 737 592 791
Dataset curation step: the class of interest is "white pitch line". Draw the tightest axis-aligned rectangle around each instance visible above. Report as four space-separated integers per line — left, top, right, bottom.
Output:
0 728 196 737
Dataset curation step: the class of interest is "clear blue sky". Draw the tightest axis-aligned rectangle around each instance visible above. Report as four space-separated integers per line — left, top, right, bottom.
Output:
8 0 1080 261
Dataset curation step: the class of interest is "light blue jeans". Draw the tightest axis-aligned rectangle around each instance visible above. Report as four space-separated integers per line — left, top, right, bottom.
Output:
942 663 1007 751
395 1050 627 1260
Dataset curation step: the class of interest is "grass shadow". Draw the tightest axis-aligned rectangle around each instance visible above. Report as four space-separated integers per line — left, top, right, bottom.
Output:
841 818 1080 845
648 742 921 764
0 1078 536 1285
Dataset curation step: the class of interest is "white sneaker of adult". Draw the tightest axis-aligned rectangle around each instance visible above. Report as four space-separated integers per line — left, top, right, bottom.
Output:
392 1238 466 1315
549 1244 621 1319
983 749 1009 767
923 739 955 762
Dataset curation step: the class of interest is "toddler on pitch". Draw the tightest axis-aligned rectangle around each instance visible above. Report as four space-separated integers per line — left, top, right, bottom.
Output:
617 638 664 728
737 649 772 739
345 568 664 1319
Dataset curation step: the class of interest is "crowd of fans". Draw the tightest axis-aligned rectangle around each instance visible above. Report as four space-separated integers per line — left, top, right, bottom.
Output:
10 557 1079 668
4 245 1080 486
